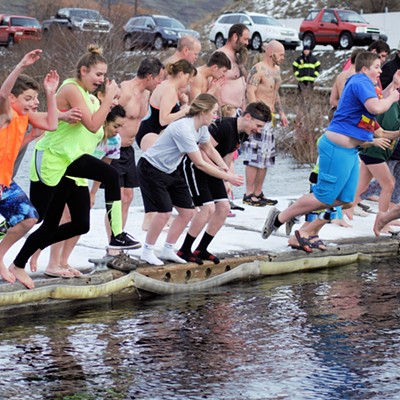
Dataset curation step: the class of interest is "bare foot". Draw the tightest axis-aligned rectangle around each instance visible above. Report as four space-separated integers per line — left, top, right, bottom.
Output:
9 264 34 289
44 265 75 278
29 249 41 272
343 209 354 221
61 264 83 277
332 218 352 228
373 212 385 237
0 262 16 283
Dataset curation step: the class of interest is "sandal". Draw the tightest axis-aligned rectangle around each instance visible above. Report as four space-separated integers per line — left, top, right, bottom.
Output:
255 192 278 206
243 193 267 207
308 235 327 251
289 230 313 253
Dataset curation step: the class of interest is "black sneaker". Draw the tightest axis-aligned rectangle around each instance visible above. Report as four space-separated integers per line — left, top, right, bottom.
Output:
108 232 141 250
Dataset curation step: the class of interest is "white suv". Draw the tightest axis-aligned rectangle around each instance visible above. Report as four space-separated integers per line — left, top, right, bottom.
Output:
209 12 299 51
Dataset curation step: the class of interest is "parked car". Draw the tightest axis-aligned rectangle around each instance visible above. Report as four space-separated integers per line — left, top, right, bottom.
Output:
123 14 200 51
208 11 300 51
0 14 42 47
299 8 387 49
42 8 112 33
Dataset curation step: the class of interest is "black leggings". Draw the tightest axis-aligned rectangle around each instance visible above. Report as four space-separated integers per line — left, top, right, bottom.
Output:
14 154 120 269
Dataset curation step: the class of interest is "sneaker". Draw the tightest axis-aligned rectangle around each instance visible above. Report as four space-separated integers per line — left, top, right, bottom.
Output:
229 200 245 211
109 232 142 250
261 207 281 239
0 220 9 240
255 192 278 206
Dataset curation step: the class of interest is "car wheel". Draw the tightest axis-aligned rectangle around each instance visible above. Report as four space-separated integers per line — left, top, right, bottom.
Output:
339 32 353 49
215 33 225 49
7 35 14 48
302 33 315 49
153 35 164 51
251 33 262 51
124 35 133 51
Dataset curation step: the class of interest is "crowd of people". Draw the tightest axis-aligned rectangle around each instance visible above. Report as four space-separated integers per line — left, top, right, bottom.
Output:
1 21 400 289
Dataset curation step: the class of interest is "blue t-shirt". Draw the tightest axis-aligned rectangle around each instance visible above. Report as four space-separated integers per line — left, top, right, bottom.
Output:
328 73 377 142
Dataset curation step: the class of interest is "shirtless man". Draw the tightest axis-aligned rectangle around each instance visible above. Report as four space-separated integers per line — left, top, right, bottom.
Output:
109 57 164 239
189 51 231 102
243 40 288 207
164 35 201 67
216 23 250 111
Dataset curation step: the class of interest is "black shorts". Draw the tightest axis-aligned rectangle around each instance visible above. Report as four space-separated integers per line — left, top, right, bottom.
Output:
359 154 386 165
181 157 228 207
137 158 194 213
110 146 139 188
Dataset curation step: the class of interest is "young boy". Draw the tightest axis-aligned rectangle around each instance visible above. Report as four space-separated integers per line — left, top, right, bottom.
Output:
262 52 400 251
0 49 58 285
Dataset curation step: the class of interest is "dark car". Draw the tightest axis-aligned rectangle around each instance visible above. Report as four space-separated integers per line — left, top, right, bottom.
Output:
299 8 387 49
123 14 199 51
0 14 42 47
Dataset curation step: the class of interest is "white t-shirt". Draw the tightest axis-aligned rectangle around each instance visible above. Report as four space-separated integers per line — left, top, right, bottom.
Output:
142 117 210 174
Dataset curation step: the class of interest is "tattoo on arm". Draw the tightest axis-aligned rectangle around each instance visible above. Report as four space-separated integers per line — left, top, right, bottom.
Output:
247 66 260 87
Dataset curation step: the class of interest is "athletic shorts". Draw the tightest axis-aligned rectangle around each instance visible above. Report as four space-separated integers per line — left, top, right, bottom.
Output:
137 158 194 213
0 181 38 227
359 154 386 165
242 121 275 168
106 146 138 188
312 134 360 205
181 158 228 207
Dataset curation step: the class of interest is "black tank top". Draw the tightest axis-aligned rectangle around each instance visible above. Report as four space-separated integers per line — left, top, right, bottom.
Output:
136 103 180 148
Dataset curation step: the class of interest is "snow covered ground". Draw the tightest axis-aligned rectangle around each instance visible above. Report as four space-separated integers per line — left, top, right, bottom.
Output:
3 197 385 274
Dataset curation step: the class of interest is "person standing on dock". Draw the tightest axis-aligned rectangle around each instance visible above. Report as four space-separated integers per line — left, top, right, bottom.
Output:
178 101 272 264
137 94 244 266
243 40 288 207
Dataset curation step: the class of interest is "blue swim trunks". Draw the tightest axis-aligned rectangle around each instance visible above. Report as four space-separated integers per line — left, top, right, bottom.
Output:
0 181 39 227
312 134 360 206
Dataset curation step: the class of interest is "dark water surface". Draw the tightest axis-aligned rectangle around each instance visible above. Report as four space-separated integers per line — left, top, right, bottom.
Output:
1 258 400 399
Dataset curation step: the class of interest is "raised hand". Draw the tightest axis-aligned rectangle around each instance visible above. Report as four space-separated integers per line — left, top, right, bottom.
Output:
19 49 42 69
43 70 59 96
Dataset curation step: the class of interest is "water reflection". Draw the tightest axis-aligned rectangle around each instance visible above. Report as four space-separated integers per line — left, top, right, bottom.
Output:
0 258 399 399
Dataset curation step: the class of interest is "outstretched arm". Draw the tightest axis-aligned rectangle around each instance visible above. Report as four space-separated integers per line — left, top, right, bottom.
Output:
0 49 42 121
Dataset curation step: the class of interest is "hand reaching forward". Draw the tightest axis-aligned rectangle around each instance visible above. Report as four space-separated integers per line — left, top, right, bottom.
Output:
43 70 59 96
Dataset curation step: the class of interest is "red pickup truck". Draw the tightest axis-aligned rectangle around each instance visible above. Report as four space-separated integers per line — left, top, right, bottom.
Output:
299 8 387 49
0 14 42 47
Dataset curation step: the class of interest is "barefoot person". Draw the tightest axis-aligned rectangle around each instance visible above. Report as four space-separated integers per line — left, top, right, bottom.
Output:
262 52 400 252
137 94 244 266
0 50 58 284
10 45 139 289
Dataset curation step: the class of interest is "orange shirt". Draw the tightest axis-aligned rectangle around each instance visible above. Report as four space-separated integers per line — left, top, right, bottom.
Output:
0 110 29 187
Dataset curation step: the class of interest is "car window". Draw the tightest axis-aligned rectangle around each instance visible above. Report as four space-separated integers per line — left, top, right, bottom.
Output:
10 17 41 28
251 15 282 26
337 10 367 23
321 11 337 23
219 16 230 24
0 18 7 26
143 17 154 28
70 9 100 19
305 10 319 21
154 17 185 29
239 16 252 25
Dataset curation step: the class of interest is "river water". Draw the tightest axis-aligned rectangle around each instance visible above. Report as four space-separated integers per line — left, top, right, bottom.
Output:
1 257 400 399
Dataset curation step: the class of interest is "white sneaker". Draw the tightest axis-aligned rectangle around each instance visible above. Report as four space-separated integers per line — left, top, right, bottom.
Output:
160 248 187 264
140 249 164 266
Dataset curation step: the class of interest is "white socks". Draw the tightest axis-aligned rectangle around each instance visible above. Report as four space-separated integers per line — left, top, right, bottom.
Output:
161 243 187 264
140 243 164 266
141 243 187 265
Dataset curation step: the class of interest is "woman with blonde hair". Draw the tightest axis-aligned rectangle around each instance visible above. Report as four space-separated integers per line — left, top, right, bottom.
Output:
10 45 139 289
137 93 244 266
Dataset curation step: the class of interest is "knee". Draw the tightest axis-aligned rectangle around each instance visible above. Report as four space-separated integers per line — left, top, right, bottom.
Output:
122 189 134 205
341 202 353 210
180 208 195 221
75 220 90 235
18 218 38 231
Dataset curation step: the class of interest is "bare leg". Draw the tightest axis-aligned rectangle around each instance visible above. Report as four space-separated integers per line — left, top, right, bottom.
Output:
253 168 267 197
244 165 257 196
0 218 36 283
165 207 195 245
60 236 82 276
374 205 400 236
